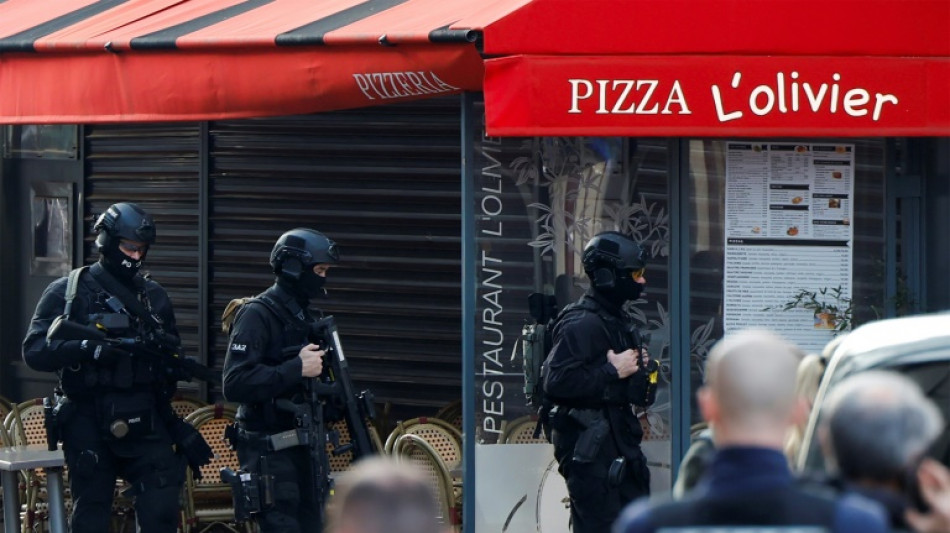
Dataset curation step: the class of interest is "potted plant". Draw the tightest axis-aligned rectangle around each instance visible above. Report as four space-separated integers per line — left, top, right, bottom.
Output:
769 285 853 334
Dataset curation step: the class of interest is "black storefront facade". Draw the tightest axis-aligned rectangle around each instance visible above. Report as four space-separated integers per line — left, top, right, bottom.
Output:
2 99 948 532
1 1 948 531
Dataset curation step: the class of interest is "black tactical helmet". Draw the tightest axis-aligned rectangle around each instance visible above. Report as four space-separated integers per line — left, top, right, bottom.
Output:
270 228 339 281
582 231 646 275
94 202 156 252
582 231 647 301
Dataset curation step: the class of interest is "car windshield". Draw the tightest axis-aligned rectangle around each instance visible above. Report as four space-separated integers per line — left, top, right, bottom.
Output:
798 351 950 474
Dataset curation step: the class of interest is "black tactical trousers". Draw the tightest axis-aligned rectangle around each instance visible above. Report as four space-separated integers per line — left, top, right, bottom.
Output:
61 405 184 533
236 442 322 533
552 426 650 533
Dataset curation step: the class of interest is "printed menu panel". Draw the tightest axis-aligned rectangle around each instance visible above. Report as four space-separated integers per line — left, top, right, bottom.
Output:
723 142 855 352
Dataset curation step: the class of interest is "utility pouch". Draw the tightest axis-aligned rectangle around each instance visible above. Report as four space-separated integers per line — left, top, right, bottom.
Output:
98 392 155 440
569 408 610 463
221 455 274 522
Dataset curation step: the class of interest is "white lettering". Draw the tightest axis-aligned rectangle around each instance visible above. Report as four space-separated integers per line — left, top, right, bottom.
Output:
611 80 636 114
830 73 841 113
843 89 870 117
567 78 691 115
428 72 460 92
569 79 593 113
354 71 458 101
482 266 502 289
635 80 658 114
596 80 610 114
662 81 691 114
776 72 787 113
873 93 899 121
568 70 896 123
790 71 800 112
749 85 775 116
712 84 743 122
803 83 828 112
353 74 374 100
481 195 503 217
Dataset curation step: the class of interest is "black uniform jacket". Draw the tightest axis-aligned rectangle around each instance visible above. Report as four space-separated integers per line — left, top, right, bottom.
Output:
544 290 651 455
22 262 178 400
222 283 310 432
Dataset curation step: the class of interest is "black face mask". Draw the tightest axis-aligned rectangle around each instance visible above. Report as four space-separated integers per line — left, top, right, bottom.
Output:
297 270 326 299
597 275 642 307
100 246 143 283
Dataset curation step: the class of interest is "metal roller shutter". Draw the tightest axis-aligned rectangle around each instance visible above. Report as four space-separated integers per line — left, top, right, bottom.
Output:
83 124 203 395
208 97 463 419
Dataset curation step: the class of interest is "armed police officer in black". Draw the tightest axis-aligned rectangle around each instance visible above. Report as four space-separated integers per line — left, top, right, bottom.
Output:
222 228 339 533
22 202 214 533
544 231 658 533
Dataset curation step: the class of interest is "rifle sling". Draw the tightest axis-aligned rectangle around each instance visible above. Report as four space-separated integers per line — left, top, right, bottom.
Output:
63 266 88 320
88 265 162 330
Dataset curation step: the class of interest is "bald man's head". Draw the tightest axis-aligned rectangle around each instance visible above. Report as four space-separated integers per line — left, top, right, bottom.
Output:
701 329 803 444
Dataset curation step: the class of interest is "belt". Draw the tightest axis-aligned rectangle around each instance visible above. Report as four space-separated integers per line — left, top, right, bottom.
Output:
232 426 309 452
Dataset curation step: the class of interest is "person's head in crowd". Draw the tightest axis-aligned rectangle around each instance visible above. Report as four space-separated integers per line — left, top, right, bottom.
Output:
700 328 805 449
328 456 445 533
819 370 944 493
784 353 828 462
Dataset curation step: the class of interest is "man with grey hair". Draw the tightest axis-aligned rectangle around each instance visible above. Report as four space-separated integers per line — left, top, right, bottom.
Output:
820 370 945 530
614 328 888 533
326 456 447 533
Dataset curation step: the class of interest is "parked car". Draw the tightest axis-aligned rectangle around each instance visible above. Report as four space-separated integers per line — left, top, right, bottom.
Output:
795 311 950 473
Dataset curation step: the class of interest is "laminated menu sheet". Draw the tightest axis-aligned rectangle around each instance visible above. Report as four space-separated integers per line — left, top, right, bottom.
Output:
723 142 854 352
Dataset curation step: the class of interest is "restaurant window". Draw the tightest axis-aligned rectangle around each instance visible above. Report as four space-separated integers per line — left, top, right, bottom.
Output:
473 134 673 492
30 182 73 277
3 125 78 159
686 138 887 425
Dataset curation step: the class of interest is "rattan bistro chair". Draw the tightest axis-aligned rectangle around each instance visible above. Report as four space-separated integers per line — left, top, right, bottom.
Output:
181 403 251 533
4 399 56 533
383 417 462 464
434 400 463 434
499 414 548 444
326 418 385 474
170 396 208 421
391 433 460 532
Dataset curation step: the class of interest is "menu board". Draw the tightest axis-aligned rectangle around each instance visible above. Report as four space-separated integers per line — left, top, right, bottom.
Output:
723 142 854 352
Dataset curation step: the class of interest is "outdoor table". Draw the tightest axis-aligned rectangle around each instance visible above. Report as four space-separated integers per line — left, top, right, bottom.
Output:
0 444 66 533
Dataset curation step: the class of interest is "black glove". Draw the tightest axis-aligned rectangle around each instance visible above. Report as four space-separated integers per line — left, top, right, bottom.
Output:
170 418 214 479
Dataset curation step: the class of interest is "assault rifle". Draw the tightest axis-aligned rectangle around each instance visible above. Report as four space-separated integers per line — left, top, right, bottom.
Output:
46 314 221 386
307 315 377 459
259 315 376 529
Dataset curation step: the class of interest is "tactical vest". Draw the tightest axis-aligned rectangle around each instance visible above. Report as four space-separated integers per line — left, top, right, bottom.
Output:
58 266 171 398
228 293 317 432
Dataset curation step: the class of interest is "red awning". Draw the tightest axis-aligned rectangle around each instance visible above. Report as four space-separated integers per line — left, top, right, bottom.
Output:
3 0 949 134
482 0 950 137
0 0 531 124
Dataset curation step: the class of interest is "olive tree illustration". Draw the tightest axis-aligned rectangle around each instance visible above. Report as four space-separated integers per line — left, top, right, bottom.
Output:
768 285 854 334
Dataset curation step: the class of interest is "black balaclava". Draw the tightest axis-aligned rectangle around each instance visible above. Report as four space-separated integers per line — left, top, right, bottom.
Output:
298 269 326 299
594 270 643 307
99 245 145 284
